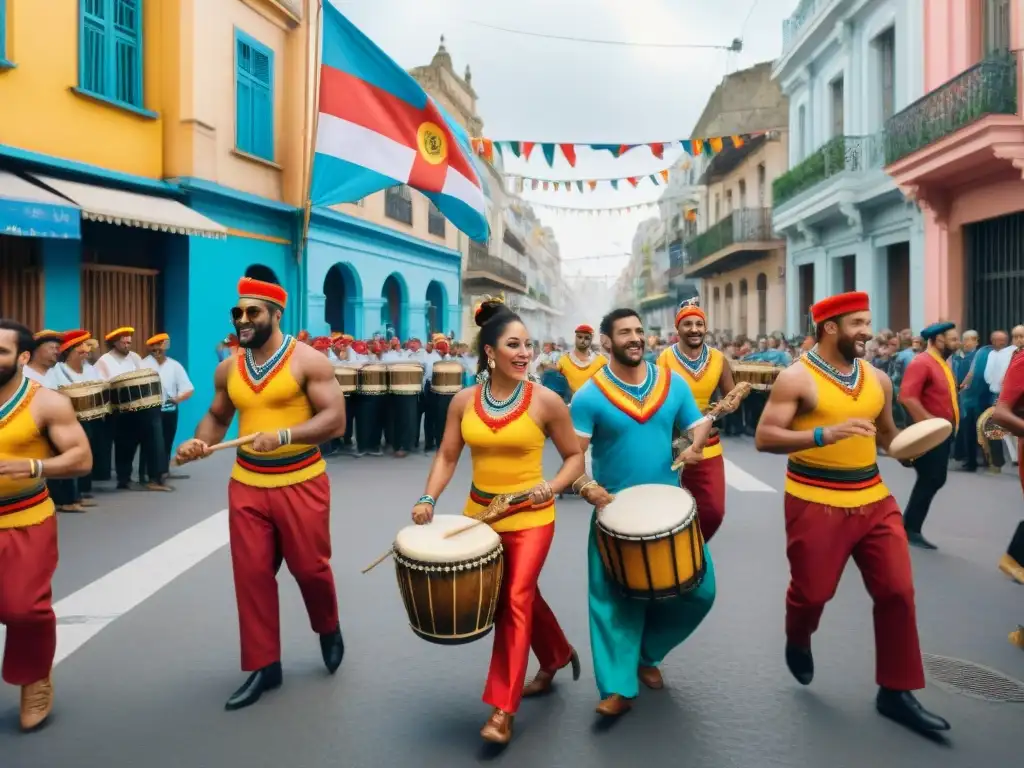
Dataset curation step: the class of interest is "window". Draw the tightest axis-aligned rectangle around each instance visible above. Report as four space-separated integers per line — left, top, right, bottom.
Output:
235 30 274 161
983 0 1011 55
738 279 749 334
725 189 733 213
877 27 895 123
714 193 721 222
830 77 844 137
757 163 766 206
427 201 446 237
756 273 768 336
738 180 747 209
797 105 806 161
385 185 413 225
0 0 7 62
79 0 144 108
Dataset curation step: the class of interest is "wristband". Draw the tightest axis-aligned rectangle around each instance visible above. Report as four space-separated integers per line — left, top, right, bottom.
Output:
813 427 825 447
28 459 42 479
417 495 436 507
277 429 292 446
571 474 593 494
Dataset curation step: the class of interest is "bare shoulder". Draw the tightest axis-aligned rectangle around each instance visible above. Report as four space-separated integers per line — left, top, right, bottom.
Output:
533 381 569 414
772 359 813 396
31 385 76 423
213 356 234 386
449 386 476 416
867 362 892 391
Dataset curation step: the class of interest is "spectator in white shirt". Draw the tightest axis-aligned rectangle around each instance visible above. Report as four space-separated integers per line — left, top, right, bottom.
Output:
22 330 61 384
985 327 1024 463
140 333 194 484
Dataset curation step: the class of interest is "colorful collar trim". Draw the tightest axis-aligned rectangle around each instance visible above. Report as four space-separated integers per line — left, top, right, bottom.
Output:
592 362 671 423
803 348 864 399
0 377 34 427
671 343 710 380
566 351 597 369
475 380 533 431
238 335 296 394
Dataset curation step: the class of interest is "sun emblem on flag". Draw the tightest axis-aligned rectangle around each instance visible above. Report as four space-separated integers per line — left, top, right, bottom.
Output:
417 122 448 165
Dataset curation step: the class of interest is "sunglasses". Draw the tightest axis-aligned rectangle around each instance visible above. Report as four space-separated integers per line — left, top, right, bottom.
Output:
231 306 265 321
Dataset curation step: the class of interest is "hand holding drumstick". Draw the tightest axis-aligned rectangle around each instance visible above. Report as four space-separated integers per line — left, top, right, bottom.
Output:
671 382 752 471
174 434 259 466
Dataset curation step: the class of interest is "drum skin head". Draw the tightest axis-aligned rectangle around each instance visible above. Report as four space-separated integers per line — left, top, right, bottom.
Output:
888 418 953 460
598 484 696 537
395 515 500 562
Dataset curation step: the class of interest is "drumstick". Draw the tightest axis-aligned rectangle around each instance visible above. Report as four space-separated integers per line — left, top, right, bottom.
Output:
361 548 394 574
172 434 258 466
443 492 534 539
670 384 752 471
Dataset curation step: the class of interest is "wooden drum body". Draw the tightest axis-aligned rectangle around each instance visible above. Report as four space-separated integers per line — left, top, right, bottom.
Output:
730 361 783 392
109 369 162 413
334 364 359 395
595 484 705 600
59 380 112 421
431 361 464 394
392 515 504 645
388 363 423 395
358 364 388 395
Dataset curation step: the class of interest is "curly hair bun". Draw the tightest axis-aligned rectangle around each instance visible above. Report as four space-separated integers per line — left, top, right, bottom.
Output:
474 299 510 328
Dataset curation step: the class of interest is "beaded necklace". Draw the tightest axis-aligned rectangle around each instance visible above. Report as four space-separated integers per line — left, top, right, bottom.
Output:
240 334 296 393
671 343 710 379
475 378 533 431
805 347 864 399
604 361 656 404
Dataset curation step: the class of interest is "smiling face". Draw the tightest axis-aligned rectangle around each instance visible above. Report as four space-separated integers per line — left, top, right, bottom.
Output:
232 299 279 348
676 315 706 350
486 320 532 381
604 314 645 367
33 340 60 368
826 311 873 362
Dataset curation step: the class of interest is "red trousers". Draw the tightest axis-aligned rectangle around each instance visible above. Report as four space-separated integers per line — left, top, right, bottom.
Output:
682 452 726 541
483 523 573 714
0 516 58 686
784 493 925 690
228 474 339 671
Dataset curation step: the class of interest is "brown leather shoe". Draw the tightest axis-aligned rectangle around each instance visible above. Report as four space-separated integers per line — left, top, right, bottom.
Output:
78 498 98 508
595 694 632 717
998 554 1024 584
480 708 513 744
522 647 581 697
20 675 54 731
638 665 664 689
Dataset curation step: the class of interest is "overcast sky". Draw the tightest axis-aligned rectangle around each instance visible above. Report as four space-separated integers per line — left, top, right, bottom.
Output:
336 0 794 281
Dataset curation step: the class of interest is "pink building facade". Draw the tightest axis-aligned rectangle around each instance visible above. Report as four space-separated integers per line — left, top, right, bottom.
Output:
885 0 1023 338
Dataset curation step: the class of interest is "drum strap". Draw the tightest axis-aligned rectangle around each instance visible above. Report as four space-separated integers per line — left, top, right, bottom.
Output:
469 484 553 513
786 461 881 490
0 482 49 517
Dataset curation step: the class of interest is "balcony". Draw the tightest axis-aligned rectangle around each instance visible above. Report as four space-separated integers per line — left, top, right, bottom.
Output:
774 0 844 80
465 242 528 293
684 207 782 280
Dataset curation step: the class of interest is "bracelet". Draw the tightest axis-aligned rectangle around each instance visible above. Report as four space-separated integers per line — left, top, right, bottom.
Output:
417 495 436 507
277 429 292 446
577 481 598 496
813 427 825 448
27 459 41 479
571 474 594 494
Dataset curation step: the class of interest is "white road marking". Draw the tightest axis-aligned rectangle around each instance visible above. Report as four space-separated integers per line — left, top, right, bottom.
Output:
725 459 777 492
0 510 230 668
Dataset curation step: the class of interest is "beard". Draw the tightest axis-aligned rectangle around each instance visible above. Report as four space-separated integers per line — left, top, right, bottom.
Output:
837 335 867 362
235 321 273 349
610 340 644 367
0 364 18 389
939 345 954 360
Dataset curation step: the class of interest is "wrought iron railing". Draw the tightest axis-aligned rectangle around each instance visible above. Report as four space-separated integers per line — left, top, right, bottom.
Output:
685 207 776 266
466 245 527 287
772 134 884 207
884 50 1018 165
782 0 825 55
427 204 446 237
384 188 413 225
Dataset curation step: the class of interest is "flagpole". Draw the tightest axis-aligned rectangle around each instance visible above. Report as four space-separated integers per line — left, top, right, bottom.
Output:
300 0 324 260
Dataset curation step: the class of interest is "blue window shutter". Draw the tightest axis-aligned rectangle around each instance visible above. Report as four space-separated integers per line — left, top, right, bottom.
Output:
253 85 273 160
235 29 274 161
236 76 253 154
1 0 7 61
79 0 144 108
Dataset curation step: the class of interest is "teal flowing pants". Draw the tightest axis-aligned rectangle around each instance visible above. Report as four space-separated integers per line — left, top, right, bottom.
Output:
588 515 716 699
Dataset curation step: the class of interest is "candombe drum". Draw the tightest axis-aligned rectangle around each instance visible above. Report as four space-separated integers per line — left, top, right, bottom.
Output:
430 360 464 394
59 381 112 422
109 369 162 412
595 484 705 599
729 361 784 392
387 363 424 395
392 515 504 644
333 364 359 395
357 363 389 396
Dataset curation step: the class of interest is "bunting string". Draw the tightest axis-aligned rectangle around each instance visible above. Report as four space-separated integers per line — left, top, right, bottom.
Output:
507 167 676 194
520 200 663 217
471 131 774 168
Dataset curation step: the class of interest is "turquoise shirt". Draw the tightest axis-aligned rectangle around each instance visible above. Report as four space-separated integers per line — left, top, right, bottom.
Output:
570 362 703 493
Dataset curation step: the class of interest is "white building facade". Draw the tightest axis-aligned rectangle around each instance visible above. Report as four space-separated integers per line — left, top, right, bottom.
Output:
772 0 926 335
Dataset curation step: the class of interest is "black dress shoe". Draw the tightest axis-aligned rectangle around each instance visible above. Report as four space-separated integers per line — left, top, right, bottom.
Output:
225 662 283 711
785 644 814 685
906 532 938 550
876 688 950 733
320 627 344 674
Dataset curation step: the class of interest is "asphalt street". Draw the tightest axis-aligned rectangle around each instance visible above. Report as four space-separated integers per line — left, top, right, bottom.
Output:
1 437 1022 768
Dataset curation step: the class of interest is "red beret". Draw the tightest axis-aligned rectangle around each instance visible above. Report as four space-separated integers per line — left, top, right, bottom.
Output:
810 292 870 325
311 336 332 352
575 324 594 335
675 305 706 327
60 330 91 353
238 277 288 308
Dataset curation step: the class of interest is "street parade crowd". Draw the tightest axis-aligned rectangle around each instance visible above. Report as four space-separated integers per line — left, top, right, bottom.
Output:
0 279 1022 749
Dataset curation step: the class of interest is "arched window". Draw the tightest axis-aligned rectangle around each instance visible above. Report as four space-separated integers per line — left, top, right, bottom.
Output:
756 272 768 336
738 279 749 336
724 283 734 334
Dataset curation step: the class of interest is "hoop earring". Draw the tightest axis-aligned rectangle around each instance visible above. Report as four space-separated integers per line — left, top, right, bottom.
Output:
487 357 496 369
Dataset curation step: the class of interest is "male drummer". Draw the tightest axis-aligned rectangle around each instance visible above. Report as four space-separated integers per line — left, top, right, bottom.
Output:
355 340 386 457
754 291 950 735
541 308 715 717
556 324 606 398
95 327 170 492
174 277 346 711
899 322 960 550
0 318 92 731
22 331 60 384
657 300 738 540
140 333 194 483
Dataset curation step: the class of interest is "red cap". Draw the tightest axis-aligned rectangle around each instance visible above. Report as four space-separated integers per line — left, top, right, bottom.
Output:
311 336 332 352
575 324 594 335
238 277 287 308
435 340 450 355
60 330 91 353
351 341 369 355
811 291 870 325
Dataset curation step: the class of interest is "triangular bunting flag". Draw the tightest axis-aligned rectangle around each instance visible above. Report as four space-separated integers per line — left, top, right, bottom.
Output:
660 169 669 182
627 177 639 187
730 135 744 149
542 181 549 190
532 179 539 190
610 179 619 190
588 180 597 190
709 137 724 153
523 142 536 161
559 144 577 167
541 144 556 166
576 180 584 193
680 140 693 156
554 182 560 191
507 141 521 158
649 174 659 185
648 143 664 159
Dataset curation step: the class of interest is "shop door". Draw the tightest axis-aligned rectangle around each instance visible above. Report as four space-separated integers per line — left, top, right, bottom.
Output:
0 236 44 329
81 263 159 351
965 211 1024 342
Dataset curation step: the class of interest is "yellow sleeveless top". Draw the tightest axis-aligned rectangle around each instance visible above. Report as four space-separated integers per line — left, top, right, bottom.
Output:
227 337 326 488
557 353 607 394
461 383 555 532
0 378 56 529
658 344 725 459
786 357 890 507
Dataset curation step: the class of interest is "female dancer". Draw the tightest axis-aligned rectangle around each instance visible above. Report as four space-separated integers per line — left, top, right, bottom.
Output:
411 298 584 745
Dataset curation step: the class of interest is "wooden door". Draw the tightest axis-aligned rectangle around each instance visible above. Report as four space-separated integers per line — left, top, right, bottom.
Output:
81 263 159 350
0 237 44 329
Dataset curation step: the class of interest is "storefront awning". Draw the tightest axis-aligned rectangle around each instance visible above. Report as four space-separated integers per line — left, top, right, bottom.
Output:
0 170 81 239
30 174 227 239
